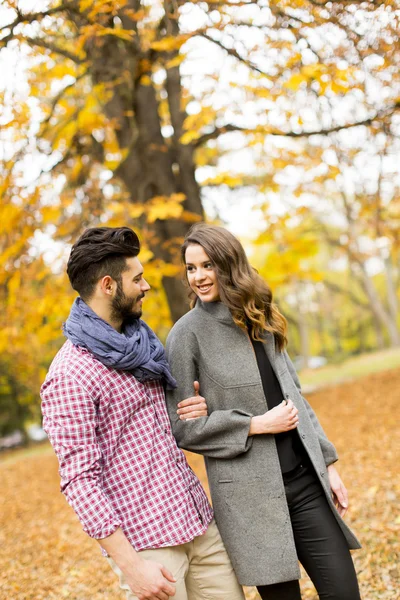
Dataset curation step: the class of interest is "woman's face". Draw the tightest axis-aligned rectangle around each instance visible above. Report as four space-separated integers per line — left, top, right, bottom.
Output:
185 244 220 303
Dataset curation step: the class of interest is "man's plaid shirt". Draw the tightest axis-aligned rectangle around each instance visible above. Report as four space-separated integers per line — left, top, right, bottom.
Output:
41 340 213 551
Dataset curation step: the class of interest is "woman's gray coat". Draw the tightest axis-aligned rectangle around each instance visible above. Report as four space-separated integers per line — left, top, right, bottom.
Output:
166 300 360 587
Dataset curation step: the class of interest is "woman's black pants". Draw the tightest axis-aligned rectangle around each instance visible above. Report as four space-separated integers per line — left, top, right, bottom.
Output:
257 462 361 600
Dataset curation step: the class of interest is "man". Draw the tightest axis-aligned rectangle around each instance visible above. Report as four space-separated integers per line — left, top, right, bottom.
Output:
41 227 244 600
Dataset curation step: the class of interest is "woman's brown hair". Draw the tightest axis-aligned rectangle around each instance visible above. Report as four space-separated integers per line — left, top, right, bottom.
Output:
181 223 288 351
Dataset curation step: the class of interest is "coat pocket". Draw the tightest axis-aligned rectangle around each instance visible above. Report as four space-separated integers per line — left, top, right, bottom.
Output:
216 459 234 483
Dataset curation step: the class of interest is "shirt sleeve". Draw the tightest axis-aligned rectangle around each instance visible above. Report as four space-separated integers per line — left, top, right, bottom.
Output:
283 350 338 466
41 373 122 539
166 325 253 459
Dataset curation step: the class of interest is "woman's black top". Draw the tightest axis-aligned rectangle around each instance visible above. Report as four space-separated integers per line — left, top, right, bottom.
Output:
250 337 306 474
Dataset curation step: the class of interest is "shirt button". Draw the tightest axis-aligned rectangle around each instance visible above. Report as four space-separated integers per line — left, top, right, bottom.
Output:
301 433 306 439
320 472 325 477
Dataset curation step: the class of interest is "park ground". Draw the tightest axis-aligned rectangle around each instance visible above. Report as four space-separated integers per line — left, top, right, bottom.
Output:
1 360 399 600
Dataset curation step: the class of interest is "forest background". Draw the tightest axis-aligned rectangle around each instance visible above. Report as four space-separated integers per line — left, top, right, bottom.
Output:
0 0 399 440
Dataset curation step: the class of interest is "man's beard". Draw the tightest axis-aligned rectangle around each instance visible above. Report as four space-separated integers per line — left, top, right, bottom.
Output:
111 282 144 323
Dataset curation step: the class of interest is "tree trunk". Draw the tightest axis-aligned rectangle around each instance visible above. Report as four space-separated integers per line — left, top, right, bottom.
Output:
314 288 328 356
332 319 343 356
373 316 385 350
295 284 310 368
76 2 204 322
354 261 400 347
384 255 399 328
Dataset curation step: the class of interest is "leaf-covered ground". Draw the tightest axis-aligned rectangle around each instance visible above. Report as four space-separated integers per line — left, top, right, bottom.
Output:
1 368 399 600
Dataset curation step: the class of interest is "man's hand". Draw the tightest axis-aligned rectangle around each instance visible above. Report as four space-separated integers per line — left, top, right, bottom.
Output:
327 464 348 517
177 381 208 420
249 399 299 435
98 528 176 600
124 557 176 600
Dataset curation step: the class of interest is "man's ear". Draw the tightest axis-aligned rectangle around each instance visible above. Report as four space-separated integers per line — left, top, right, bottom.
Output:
99 275 114 296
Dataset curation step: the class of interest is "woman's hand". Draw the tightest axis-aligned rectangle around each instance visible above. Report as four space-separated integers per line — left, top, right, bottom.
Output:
177 381 208 420
327 464 348 517
249 399 299 435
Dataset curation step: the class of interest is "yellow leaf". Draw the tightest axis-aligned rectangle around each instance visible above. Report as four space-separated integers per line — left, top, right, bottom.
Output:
123 8 146 21
166 55 185 69
286 52 302 68
138 248 154 263
7 271 21 302
47 63 78 80
41 206 62 224
170 193 186 203
181 210 202 223
331 81 349 94
79 0 94 11
52 120 77 151
147 194 185 223
128 204 145 219
253 87 271 99
70 159 83 181
140 75 152 86
108 202 125 215
151 36 189 52
284 73 306 91
97 27 135 42
201 173 244 187
180 130 200 145
302 64 326 79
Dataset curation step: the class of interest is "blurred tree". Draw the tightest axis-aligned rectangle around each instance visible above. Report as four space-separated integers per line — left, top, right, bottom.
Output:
1 0 400 429
252 201 399 363
285 133 400 347
1 0 399 321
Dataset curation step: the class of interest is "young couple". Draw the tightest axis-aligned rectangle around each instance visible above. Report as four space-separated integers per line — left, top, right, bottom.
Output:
41 224 361 600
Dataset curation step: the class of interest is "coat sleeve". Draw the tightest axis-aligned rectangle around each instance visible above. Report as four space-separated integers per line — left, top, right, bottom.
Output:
283 350 338 466
166 325 254 459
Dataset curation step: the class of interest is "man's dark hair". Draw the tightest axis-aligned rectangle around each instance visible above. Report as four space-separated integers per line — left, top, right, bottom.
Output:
67 227 141 300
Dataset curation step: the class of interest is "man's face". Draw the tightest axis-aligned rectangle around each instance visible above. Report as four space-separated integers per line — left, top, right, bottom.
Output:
111 257 151 321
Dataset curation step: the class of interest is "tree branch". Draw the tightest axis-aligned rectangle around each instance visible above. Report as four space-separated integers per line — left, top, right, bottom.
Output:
193 100 400 147
308 0 378 5
24 37 85 64
198 33 272 80
0 3 82 50
268 5 324 62
0 4 75 34
323 280 369 309
40 72 88 138
193 124 246 147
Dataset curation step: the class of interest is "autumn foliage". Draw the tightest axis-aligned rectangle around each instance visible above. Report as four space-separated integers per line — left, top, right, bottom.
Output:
0 0 399 433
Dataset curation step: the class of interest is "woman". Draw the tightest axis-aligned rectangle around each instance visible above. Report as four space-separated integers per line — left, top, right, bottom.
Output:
165 223 361 600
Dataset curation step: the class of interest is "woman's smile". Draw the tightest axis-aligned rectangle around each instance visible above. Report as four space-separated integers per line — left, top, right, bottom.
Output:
197 284 213 293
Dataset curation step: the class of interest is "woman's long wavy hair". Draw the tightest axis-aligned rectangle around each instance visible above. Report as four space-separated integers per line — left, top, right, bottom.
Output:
181 223 288 350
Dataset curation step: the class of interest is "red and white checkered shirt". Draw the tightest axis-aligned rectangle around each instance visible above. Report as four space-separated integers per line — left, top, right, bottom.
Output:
41 340 213 552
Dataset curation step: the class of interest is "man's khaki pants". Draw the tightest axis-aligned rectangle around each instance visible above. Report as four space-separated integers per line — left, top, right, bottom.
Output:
107 520 244 600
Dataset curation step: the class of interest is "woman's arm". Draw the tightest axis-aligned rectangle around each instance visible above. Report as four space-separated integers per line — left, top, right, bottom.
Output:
283 350 338 467
283 351 352 513
166 326 254 459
